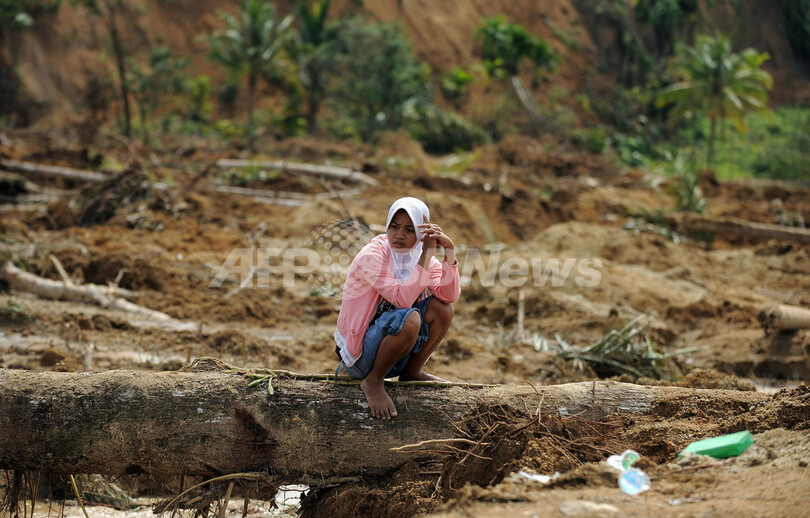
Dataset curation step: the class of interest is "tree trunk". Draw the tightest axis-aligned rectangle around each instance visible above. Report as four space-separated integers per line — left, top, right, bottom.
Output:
104 0 132 138
510 75 540 119
675 214 810 244
246 71 256 147
306 89 322 133
708 117 717 167
0 367 768 481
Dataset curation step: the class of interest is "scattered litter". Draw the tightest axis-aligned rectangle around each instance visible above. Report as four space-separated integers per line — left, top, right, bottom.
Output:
605 449 650 495
516 469 559 484
606 449 640 471
679 430 754 459
618 467 651 495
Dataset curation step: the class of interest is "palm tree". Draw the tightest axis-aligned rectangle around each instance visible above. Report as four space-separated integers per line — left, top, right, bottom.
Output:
203 0 293 140
657 33 772 166
292 0 334 132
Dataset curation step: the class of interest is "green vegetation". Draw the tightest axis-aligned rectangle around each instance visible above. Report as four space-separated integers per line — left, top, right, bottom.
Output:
0 0 59 29
291 0 335 133
3 0 807 184
475 15 558 77
328 17 431 141
127 46 189 144
475 16 558 117
668 149 707 213
403 103 487 154
202 0 293 141
682 106 809 180
440 67 474 108
749 107 810 181
571 127 607 154
657 33 772 167
186 75 213 123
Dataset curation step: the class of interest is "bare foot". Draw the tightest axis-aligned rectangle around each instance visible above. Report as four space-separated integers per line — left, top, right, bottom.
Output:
399 370 447 382
360 378 397 419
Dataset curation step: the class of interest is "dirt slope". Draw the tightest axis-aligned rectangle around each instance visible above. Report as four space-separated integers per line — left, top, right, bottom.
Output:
2 0 808 130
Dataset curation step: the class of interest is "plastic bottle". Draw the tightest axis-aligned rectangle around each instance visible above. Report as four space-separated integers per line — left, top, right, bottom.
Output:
606 449 640 471
618 467 651 495
606 450 651 495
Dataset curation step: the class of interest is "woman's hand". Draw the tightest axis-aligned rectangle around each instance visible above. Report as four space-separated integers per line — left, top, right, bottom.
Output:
419 215 456 265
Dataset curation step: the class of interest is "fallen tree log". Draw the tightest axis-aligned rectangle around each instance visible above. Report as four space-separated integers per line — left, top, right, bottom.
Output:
0 260 173 321
216 158 377 186
676 214 810 244
758 303 810 331
0 159 108 183
0 365 769 482
202 184 365 207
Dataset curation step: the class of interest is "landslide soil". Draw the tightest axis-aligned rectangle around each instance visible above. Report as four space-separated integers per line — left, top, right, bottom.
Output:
1 133 809 517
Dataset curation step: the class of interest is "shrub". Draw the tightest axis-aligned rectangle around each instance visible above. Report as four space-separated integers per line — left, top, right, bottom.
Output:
612 133 652 167
214 119 245 138
572 127 607 154
669 150 707 213
328 17 432 141
187 75 213 123
752 151 810 181
403 103 487 154
0 0 60 30
440 67 474 108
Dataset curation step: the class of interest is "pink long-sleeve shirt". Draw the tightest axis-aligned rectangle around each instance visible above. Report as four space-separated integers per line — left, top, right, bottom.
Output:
334 234 461 367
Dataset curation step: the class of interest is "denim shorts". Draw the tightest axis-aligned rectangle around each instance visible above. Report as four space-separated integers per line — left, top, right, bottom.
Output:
343 295 433 380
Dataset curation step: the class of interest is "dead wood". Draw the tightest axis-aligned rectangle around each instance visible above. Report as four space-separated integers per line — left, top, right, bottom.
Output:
676 214 810 243
0 366 768 481
202 184 364 208
216 159 377 186
758 303 810 331
0 260 173 321
0 159 107 184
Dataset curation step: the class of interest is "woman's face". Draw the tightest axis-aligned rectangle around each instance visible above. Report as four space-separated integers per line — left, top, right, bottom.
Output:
387 209 418 251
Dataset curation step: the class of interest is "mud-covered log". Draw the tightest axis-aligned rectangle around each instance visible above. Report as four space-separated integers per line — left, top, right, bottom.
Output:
216 158 377 186
201 184 365 207
676 214 810 244
0 368 768 482
758 303 810 330
0 159 108 183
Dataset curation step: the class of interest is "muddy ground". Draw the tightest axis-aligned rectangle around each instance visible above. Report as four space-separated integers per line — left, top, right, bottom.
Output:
0 131 809 517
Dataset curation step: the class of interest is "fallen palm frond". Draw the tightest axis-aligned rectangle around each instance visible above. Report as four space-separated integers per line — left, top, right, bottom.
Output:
534 316 697 380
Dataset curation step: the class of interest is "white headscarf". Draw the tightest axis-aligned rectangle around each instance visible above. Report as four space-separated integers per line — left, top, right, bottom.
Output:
386 197 429 284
